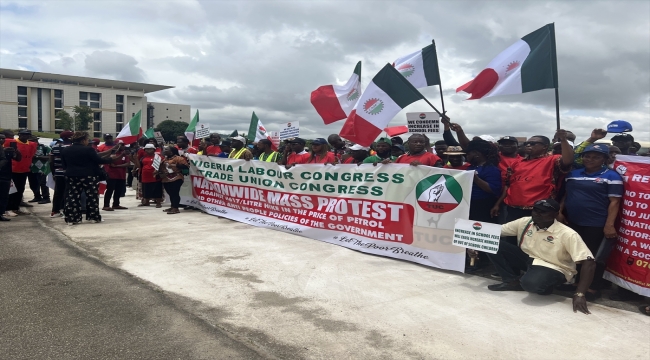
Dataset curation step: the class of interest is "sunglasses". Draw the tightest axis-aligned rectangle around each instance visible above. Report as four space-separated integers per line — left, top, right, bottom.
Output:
524 141 545 146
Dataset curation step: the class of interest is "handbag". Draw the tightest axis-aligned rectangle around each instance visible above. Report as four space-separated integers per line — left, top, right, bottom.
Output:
94 165 109 182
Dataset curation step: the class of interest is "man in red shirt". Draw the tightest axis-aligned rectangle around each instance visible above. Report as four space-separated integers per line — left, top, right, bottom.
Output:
4 129 37 214
491 130 574 236
176 135 198 155
343 144 369 164
395 134 443 167
97 134 129 211
205 133 222 156
327 134 347 163
281 138 309 168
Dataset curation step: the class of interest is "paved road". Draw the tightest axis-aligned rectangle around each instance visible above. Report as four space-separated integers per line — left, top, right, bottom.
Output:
0 214 265 360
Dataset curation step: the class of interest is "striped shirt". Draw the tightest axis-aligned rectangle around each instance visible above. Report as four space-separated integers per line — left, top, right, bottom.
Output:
565 167 623 227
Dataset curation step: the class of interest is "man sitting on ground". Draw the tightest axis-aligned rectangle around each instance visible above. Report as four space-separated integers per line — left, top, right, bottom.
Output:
486 199 595 315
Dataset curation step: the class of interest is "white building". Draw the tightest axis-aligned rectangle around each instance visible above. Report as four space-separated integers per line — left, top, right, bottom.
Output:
0 68 190 139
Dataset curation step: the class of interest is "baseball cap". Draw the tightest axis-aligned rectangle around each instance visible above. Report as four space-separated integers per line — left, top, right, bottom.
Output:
288 137 306 145
92 138 101 143
59 130 73 139
18 129 32 135
582 144 609 156
377 137 392 146
392 144 405 152
103 133 113 138
231 136 246 143
478 135 496 143
350 144 370 151
498 136 518 144
533 199 560 212
444 146 466 155
311 138 327 145
607 120 632 133
144 144 156 149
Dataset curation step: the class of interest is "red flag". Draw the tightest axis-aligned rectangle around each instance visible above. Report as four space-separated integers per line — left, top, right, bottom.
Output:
384 126 409 137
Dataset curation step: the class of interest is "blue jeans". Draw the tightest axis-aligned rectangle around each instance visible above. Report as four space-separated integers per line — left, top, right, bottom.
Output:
488 241 566 294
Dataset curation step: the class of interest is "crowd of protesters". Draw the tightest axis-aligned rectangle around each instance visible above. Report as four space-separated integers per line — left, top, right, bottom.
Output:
1 118 648 315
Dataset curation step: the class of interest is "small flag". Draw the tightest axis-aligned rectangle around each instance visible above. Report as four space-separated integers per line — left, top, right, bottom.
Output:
116 110 142 144
310 61 362 125
247 112 277 151
185 110 199 142
384 125 409 137
393 42 441 89
456 24 558 99
143 127 155 139
229 130 238 138
339 64 424 147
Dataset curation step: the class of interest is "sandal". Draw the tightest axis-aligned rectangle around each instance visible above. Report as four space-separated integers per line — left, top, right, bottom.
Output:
162 208 172 212
167 209 180 214
639 305 650 316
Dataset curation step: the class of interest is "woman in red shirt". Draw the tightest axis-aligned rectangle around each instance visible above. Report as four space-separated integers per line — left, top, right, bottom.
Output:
395 134 443 167
135 144 163 207
307 138 336 164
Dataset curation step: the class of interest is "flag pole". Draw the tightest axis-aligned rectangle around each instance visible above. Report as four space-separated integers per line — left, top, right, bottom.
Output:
432 40 446 114
554 87 560 130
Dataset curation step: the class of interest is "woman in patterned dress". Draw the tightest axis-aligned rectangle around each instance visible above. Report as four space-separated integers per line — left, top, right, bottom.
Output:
156 146 189 214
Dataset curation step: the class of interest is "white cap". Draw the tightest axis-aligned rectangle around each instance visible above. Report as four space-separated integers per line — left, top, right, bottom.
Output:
144 144 156 149
478 135 496 143
350 144 370 151
231 136 246 143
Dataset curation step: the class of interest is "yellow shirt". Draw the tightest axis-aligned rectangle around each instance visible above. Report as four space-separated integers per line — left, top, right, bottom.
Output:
501 218 593 281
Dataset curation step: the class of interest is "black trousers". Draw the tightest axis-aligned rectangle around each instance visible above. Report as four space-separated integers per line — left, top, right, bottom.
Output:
569 223 607 290
51 176 67 214
469 197 497 223
0 180 10 215
28 172 50 200
488 241 566 294
64 176 100 223
8 172 28 211
104 179 126 207
502 206 533 245
127 166 134 187
163 180 183 208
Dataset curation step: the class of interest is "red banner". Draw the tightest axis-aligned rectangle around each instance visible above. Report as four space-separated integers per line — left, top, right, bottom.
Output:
604 155 650 296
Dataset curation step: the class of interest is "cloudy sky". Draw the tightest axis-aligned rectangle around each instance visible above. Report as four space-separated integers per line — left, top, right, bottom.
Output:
1 0 648 142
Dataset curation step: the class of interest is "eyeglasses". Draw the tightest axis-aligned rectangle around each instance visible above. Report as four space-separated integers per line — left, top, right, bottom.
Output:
524 141 545 146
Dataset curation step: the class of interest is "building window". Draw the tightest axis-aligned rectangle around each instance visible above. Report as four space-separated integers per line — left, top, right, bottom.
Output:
93 112 101 121
132 113 135 117
54 90 64 131
17 86 28 128
93 122 102 131
132 102 135 105
116 123 123 132
116 95 124 103
115 95 124 133
79 91 101 108
116 104 123 112
116 114 123 123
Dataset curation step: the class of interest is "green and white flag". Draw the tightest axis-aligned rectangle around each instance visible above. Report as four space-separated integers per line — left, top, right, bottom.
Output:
456 24 558 99
247 112 277 150
115 110 142 144
143 127 155 139
185 110 199 142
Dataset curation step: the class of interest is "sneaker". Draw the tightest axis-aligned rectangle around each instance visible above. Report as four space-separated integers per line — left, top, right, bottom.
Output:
15 210 30 215
102 207 114 211
28 198 42 203
490 272 502 280
5 211 18 217
50 212 63 218
38 199 51 204
20 202 34 208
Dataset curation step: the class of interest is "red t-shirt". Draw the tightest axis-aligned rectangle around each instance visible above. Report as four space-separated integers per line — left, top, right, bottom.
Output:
176 145 197 155
137 148 161 159
140 154 159 183
505 154 563 208
205 145 222 155
444 163 471 170
498 154 522 186
342 157 356 164
395 152 441 167
287 151 310 165
4 139 37 173
307 152 336 164
106 152 129 180
96 143 114 152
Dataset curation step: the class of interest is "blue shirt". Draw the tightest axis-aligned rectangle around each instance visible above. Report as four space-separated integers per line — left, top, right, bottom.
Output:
467 164 502 200
565 167 623 227
217 152 229 158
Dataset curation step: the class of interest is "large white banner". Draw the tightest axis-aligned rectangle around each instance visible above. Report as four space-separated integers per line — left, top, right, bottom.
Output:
183 155 473 272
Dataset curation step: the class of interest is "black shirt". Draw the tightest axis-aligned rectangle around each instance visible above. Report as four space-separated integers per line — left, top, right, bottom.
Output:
61 144 112 177
0 146 14 181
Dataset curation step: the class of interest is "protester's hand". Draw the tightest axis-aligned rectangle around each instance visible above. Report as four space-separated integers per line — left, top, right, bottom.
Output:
372 162 378 167
490 206 500 218
380 158 392 164
604 224 617 239
467 249 479 258
555 129 568 142
440 114 451 125
588 128 607 142
450 123 463 133
573 295 590 315
409 161 422 166
556 213 568 225
285 163 294 169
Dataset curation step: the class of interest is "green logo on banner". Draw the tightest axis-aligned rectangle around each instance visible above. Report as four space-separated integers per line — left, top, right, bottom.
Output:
347 87 360 102
415 174 463 213
363 98 384 115
398 63 415 78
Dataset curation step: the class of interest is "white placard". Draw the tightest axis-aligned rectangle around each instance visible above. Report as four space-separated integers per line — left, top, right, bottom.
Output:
269 131 281 149
153 131 165 145
152 153 162 171
452 219 502 254
195 124 211 139
406 112 440 133
279 121 300 140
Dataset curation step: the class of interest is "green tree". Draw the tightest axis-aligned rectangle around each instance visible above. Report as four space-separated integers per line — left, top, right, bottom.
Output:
155 120 189 142
55 110 74 131
72 105 94 131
